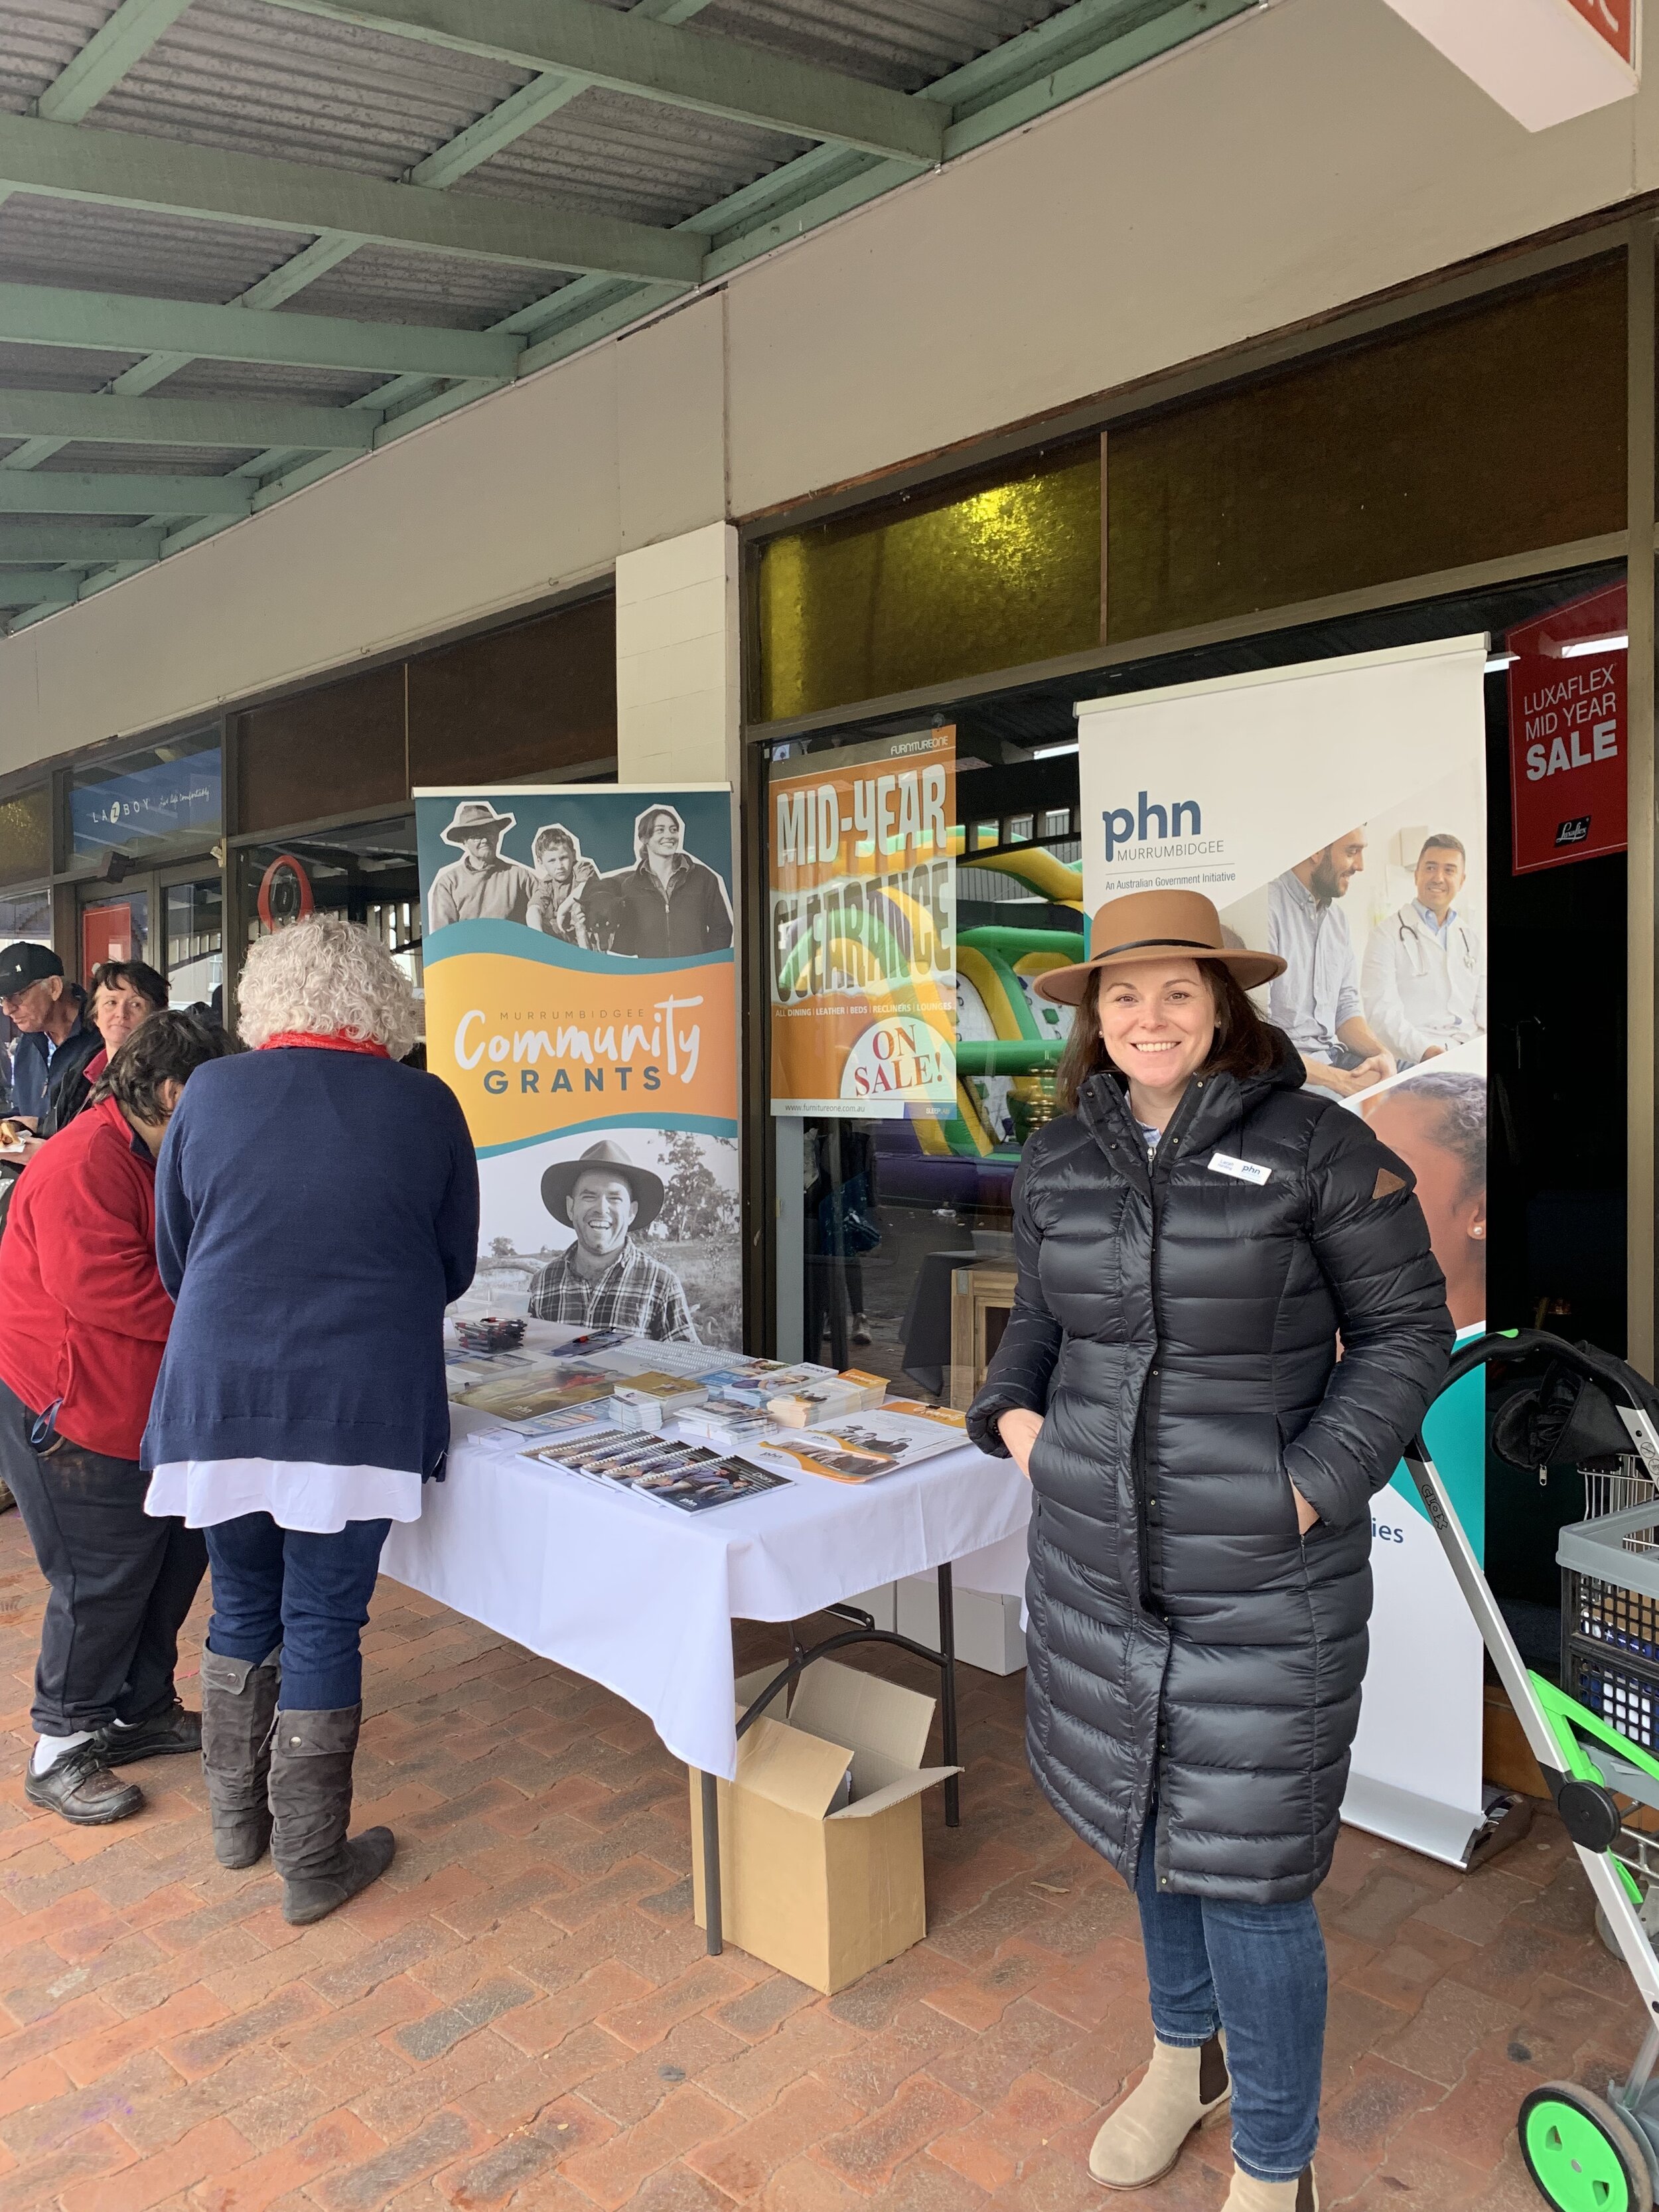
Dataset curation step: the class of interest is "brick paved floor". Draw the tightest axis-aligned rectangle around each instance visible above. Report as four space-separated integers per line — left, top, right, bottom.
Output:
0 1502 1636 2211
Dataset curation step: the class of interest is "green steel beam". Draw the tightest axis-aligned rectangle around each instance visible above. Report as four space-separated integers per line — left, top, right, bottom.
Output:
0 113 704 284
0 281 523 380
0 473 252 516
0 571 85 605
36 0 196 123
0 526 165 561
263 0 945 166
0 388 376 451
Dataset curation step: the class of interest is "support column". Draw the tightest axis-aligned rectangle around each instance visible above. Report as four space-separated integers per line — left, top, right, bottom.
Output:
614 521 741 788
1628 218 1657 1374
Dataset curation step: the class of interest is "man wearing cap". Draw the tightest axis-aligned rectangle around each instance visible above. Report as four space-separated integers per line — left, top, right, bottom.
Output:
0 944 103 1134
529 1139 697 1341
427 802 536 932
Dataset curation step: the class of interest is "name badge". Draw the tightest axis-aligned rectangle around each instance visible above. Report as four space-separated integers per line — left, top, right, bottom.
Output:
1208 1152 1271 1186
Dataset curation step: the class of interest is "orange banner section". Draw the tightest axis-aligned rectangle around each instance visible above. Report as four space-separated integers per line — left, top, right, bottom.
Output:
768 727 956 1118
425 949 739 1153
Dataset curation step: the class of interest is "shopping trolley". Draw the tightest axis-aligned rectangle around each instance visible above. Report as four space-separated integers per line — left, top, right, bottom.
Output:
1406 1328 1659 2210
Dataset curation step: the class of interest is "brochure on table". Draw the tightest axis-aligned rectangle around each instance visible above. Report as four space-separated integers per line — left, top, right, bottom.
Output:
445 1321 970 1511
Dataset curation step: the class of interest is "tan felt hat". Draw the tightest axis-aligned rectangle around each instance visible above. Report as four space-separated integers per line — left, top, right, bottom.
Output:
1034 888 1285 1007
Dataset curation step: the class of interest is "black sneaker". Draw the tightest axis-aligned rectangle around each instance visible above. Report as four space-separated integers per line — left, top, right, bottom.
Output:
94 1701 202 1765
24 1745 143 1825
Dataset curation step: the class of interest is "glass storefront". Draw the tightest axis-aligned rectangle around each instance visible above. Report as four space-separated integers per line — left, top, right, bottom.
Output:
237 817 422 984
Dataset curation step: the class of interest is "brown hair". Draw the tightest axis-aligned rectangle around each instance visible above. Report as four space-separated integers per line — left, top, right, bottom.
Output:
1054 958 1283 1112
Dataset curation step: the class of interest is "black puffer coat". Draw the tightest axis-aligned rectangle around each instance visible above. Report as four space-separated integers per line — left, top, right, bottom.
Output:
968 1053 1453 1903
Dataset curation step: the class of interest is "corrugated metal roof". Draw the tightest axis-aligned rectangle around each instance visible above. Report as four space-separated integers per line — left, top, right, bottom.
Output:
0 195 309 305
0 0 117 113
285 242 557 332
0 0 1249 623
464 88 811 232
95 0 532 179
689 0 1074 92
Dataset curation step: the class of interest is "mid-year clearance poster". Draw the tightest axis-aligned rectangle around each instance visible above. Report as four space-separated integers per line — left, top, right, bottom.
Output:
1076 637 1494 1870
768 727 956 1118
416 784 741 1348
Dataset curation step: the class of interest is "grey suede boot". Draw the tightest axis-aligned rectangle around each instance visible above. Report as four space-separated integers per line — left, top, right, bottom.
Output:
200 1649 280 1869
268 1705 394 1926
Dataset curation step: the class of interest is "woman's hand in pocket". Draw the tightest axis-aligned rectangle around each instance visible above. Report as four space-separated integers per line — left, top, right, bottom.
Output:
997 1408 1044 1480
1291 1483 1319 1535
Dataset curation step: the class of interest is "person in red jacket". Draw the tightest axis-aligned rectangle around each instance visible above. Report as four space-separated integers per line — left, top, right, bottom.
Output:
0 1010 234 1824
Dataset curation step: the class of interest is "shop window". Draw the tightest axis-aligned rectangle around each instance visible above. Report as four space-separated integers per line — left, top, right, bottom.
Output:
1043 807 1072 838
1107 260 1626 642
68 731 220 877
238 815 421 986
165 878 224 1009
0 886 49 944
236 666 405 838
755 444 1102 724
770 727 1082 1392
0 786 51 887
407 595 616 787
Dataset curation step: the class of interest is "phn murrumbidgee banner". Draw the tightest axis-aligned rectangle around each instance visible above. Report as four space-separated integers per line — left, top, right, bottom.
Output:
416 784 741 1348
1074 635 1492 1870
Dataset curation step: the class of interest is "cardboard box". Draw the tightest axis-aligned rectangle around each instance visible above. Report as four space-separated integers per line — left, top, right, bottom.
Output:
690 1660 960 1994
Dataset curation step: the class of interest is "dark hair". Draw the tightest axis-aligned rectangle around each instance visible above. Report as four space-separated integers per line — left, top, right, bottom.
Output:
1387 1070 1486 1203
92 1007 238 1125
90 960 168 1013
1054 959 1283 1112
1417 833 1467 865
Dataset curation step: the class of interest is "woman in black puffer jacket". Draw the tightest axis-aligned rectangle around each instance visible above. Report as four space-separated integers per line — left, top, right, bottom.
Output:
969 889 1452 2212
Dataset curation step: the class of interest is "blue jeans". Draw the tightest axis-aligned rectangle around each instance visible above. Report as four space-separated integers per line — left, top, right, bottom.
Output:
1134 1815 1327 2181
204 1513 389 1712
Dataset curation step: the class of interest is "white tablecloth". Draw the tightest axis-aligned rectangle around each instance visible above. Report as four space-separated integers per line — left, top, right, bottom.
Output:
380 1410 1032 1779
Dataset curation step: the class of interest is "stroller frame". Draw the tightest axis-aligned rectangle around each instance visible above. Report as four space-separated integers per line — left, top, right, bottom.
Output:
1405 1329 1659 2207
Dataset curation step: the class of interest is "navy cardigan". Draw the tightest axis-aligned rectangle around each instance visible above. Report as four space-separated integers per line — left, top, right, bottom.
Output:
142 1048 479 1475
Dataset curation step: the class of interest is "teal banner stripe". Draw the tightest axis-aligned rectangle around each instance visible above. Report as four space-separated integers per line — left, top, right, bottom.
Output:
476 1112 739 1160
425 920 736 976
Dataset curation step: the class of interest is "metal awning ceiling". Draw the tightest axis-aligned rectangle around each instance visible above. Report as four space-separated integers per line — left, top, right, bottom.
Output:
0 0 1258 632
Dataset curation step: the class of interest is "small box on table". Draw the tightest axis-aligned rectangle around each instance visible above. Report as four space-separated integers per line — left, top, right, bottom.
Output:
689 1660 960 1995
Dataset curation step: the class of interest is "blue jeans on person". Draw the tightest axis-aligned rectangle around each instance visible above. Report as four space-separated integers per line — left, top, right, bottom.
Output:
1133 1811 1327 2182
204 1514 390 1712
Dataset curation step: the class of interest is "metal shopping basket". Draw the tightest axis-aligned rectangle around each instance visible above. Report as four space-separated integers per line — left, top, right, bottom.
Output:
1405 1329 1659 2211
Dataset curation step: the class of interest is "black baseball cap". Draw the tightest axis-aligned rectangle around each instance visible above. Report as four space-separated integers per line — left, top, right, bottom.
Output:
0 942 63 997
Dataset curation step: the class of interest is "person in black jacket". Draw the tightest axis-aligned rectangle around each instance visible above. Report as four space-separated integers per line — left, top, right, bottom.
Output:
968 888 1452 2212
39 960 168 1139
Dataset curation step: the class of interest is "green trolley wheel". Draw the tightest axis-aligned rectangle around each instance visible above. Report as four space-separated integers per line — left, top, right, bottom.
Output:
1519 2083 1652 2211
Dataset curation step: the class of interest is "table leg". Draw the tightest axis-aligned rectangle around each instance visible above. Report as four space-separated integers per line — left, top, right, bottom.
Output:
938 1562 960 1828
701 1769 723 1955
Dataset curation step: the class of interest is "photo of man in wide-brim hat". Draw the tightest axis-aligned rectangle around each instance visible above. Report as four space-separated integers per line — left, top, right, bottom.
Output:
528 1138 697 1342
427 799 536 932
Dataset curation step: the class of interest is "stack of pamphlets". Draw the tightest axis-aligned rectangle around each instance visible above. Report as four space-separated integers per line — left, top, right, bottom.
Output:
751 1405 967 1485
609 1374 711 1431
766 1368 890 1428
523 1428 790 1512
675 1396 778 1453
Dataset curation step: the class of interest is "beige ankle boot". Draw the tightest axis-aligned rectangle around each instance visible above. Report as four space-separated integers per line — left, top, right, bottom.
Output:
1222 2165 1319 2211
1088 2033 1229 2189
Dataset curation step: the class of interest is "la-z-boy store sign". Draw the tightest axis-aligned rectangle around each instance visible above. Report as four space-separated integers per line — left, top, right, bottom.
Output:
1507 581 1628 875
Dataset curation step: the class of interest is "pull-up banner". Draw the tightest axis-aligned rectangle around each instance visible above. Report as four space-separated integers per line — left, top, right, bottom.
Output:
1075 636 1494 1870
416 784 742 1348
768 727 956 1118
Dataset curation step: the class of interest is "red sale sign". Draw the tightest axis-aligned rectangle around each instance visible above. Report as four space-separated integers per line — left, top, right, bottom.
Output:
1566 0 1634 65
1506 581 1627 875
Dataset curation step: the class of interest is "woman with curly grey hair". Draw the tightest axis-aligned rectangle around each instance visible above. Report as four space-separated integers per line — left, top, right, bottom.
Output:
143 917 478 1923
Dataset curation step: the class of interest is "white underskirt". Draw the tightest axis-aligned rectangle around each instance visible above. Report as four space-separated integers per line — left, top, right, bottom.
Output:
144 1458 422 1534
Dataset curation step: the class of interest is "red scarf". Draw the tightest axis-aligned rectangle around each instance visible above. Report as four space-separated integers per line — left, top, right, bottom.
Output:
259 1031 391 1059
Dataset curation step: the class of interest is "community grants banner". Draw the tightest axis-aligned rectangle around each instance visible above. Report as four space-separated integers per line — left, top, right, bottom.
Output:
415 785 741 1349
1076 636 1494 1868
769 728 956 1117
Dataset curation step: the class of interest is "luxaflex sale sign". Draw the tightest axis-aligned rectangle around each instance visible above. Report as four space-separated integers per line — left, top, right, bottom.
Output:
1506 581 1627 875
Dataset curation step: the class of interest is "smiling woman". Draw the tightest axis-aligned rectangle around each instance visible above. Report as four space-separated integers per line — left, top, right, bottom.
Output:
968 884 1453 2209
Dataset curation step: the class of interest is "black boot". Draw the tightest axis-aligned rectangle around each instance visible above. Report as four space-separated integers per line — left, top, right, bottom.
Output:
95 1698 202 1765
200 1649 279 1869
268 1705 394 1926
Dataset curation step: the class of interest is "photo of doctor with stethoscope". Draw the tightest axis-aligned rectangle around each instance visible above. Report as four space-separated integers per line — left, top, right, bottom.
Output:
1360 830 1486 1065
